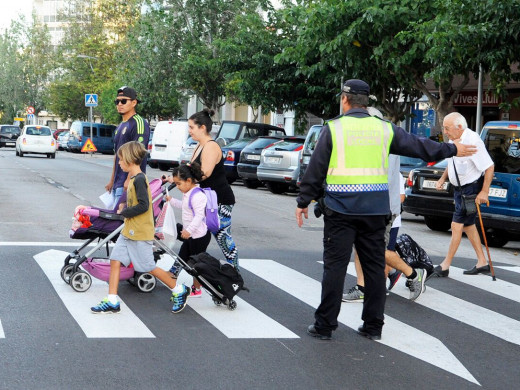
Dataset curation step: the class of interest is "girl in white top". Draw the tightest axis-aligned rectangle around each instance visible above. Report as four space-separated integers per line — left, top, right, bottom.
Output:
166 162 211 297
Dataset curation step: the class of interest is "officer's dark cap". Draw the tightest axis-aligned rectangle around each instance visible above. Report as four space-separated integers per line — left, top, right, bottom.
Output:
338 79 370 96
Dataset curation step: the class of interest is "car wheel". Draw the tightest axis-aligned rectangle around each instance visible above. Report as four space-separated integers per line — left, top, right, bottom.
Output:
148 161 158 169
243 179 260 189
424 216 451 231
265 181 289 194
15 149 19 156
19 150 24 157
158 163 170 171
227 177 236 185
51 153 56 159
477 226 509 248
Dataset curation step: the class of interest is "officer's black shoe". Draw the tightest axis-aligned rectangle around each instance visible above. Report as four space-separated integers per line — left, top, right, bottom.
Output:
307 325 332 340
357 326 381 341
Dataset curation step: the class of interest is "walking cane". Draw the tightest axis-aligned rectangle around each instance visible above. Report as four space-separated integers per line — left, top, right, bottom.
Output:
476 202 497 281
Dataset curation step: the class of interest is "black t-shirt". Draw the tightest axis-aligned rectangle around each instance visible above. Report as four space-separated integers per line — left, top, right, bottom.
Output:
193 141 235 205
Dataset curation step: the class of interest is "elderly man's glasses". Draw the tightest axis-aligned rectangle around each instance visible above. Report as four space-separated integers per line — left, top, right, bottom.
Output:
114 99 131 105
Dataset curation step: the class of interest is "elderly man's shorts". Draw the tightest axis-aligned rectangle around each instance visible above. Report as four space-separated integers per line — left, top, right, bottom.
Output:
453 178 483 226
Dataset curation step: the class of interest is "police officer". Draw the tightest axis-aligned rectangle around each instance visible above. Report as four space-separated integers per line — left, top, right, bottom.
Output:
296 79 476 341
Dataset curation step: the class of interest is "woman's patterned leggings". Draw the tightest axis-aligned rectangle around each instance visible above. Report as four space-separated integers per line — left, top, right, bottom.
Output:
213 204 239 269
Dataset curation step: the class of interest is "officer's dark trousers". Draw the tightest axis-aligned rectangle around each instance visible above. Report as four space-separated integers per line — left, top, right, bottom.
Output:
314 211 387 336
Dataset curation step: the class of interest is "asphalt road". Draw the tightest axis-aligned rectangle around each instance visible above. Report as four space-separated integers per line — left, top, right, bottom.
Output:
1 147 520 390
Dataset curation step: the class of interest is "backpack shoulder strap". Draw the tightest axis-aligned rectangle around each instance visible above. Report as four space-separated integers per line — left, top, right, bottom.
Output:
188 187 203 215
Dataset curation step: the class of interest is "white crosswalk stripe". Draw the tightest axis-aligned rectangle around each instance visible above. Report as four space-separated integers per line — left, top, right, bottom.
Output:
244 259 479 385
0 320 4 338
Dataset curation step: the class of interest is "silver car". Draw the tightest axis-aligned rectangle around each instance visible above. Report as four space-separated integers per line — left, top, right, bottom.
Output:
256 136 306 194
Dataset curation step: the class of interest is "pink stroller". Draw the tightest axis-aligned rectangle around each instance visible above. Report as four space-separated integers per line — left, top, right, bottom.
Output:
61 179 173 293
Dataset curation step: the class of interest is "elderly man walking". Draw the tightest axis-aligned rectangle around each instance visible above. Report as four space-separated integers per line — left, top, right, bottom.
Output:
429 112 494 278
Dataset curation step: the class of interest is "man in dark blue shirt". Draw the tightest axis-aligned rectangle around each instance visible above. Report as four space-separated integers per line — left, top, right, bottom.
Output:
296 79 477 341
105 86 150 206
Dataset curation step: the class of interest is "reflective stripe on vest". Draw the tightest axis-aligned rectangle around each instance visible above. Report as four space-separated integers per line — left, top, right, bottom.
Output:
327 116 393 186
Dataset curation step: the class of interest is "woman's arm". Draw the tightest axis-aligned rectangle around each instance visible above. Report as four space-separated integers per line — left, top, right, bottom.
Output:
199 141 222 179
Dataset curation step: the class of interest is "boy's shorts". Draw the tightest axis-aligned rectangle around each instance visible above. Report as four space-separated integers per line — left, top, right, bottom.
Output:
111 235 155 272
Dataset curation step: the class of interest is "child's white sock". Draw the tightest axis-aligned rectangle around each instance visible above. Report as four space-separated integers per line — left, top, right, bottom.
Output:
172 284 184 293
107 294 119 304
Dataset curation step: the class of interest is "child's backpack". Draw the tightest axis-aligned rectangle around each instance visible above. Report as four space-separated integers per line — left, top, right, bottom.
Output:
188 187 220 233
395 234 434 274
187 252 248 301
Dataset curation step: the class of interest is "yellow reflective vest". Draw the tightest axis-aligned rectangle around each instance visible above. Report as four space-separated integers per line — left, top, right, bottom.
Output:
326 116 393 188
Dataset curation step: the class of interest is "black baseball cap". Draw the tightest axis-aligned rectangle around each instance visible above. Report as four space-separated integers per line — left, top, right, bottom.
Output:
117 86 140 102
337 79 370 96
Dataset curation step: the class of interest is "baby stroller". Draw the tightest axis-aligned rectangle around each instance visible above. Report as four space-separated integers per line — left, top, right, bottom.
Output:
60 179 173 293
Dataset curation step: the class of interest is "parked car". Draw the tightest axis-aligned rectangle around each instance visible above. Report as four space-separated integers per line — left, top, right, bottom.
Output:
404 121 520 247
179 136 198 165
15 125 56 158
221 138 255 184
67 122 116 154
58 131 70 151
297 124 323 186
0 125 21 148
257 136 306 194
399 156 437 186
52 128 68 140
147 130 154 161
148 120 189 171
237 135 292 189
215 120 285 147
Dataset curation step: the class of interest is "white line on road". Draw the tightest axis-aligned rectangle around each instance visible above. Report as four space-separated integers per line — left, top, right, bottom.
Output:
494 266 520 274
241 259 479 385
35 249 155 338
0 320 4 338
157 254 298 339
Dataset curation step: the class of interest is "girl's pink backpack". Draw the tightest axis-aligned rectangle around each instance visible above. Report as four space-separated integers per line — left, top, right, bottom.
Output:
188 187 220 233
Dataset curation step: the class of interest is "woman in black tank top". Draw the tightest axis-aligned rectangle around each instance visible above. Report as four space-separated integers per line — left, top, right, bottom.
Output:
187 109 239 269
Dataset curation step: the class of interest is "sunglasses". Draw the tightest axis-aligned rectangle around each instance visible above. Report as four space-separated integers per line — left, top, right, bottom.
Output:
114 98 132 105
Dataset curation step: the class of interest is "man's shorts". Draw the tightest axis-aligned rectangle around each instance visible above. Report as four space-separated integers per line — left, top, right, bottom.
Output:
384 214 397 249
453 178 483 226
110 235 155 272
386 227 399 251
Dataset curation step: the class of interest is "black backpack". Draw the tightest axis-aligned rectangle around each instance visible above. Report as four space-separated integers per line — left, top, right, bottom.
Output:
395 234 434 274
187 252 248 301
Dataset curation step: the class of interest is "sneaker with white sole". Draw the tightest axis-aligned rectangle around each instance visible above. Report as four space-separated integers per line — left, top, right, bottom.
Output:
91 297 120 314
408 268 426 301
190 286 202 298
171 284 191 313
388 271 402 291
342 285 364 302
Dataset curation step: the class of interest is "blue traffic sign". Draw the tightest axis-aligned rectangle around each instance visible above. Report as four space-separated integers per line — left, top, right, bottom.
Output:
85 94 98 107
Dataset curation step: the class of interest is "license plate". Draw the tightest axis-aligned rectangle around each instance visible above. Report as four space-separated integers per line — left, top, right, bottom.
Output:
422 179 447 190
266 156 281 164
155 146 165 152
247 154 260 161
489 187 507 198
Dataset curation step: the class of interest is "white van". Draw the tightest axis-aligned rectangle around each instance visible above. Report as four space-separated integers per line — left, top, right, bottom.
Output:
148 120 189 171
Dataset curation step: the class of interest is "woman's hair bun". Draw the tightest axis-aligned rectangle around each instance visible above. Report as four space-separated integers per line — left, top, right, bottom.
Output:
203 108 215 117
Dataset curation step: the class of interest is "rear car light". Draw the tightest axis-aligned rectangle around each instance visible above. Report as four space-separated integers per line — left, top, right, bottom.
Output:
294 145 303 151
508 124 518 128
225 151 235 161
407 171 414 187
426 161 436 166
78 136 82 142
23 138 27 144
51 139 55 146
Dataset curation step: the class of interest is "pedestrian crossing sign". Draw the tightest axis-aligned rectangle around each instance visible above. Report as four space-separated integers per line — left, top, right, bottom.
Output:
85 94 98 107
81 138 97 153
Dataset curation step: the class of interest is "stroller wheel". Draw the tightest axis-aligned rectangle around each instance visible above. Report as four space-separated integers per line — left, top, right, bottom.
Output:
60 264 74 284
228 300 237 311
136 273 156 293
212 298 222 306
70 271 92 292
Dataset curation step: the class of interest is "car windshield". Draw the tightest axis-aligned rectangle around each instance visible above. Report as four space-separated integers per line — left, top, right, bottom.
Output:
304 126 322 152
400 156 427 167
218 123 241 139
485 128 520 174
1 126 20 134
26 127 51 136
269 139 304 151
247 137 280 150
224 138 253 149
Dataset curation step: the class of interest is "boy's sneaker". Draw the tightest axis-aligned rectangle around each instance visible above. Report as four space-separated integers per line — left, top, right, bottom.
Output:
169 260 182 279
342 285 364 302
408 268 426 301
171 284 191 313
190 286 202 298
388 271 402 291
91 297 120 314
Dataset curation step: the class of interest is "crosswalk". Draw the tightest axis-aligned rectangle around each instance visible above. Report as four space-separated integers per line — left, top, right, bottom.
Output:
1 248 519 385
